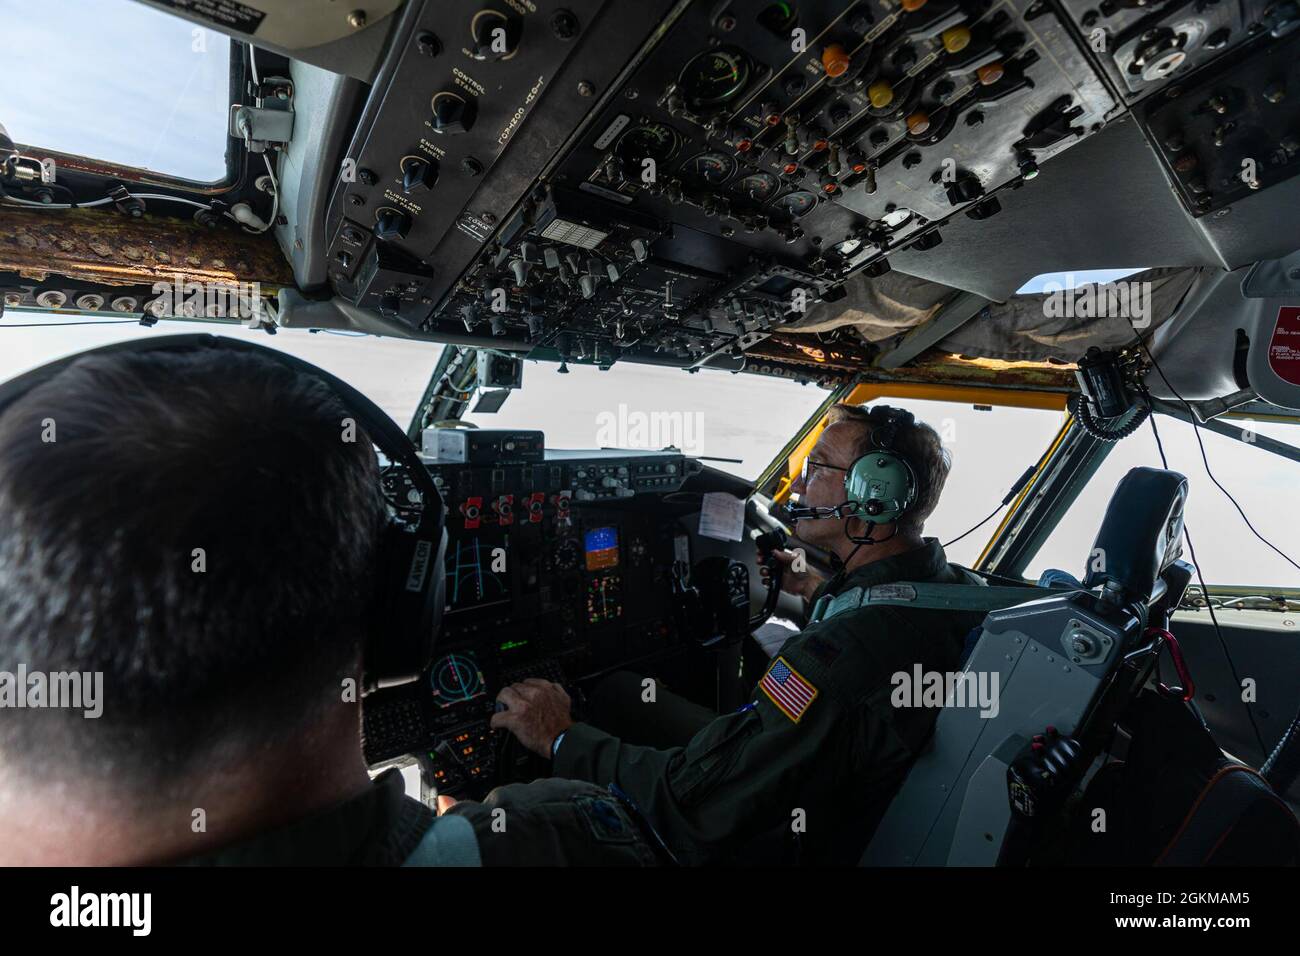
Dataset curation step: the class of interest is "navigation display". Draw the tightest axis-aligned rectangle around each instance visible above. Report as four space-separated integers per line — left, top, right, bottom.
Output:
444 534 510 612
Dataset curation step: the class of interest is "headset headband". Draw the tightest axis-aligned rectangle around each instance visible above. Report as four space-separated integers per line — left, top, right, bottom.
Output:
0 333 446 689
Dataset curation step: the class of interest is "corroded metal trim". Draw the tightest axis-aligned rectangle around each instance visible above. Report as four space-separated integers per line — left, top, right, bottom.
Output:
0 207 293 289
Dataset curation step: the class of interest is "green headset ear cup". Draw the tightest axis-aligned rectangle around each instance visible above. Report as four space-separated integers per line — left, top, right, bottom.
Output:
842 450 917 524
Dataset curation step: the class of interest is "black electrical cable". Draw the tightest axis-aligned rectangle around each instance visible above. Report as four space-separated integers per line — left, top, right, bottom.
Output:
943 464 1038 550
1145 399 1270 758
1137 340 1299 572
1068 391 1150 441
943 503 1004 549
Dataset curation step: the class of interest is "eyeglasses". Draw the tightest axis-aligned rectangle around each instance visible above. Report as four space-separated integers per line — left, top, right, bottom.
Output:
800 458 846 482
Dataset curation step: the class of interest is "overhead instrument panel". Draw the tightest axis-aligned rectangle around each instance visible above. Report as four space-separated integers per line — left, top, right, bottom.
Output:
323 0 682 325
323 0 1300 380
423 0 1123 374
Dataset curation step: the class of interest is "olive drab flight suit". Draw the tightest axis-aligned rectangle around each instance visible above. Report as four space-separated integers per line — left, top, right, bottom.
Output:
553 539 987 865
179 770 661 866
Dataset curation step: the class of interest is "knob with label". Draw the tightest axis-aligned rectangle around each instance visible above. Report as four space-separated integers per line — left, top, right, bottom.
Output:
401 156 439 192
375 208 411 241
431 92 474 134
469 9 521 61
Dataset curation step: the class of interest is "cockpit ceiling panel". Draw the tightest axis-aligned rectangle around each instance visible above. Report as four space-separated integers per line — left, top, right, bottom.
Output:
885 118 1224 301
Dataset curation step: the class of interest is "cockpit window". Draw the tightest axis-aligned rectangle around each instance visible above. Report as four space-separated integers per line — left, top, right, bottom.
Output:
459 361 831 482
1015 269 1148 294
0 0 232 183
1027 414 1300 588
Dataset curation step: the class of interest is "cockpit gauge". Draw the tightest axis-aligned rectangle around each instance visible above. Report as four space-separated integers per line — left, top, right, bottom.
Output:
776 190 817 218
733 170 779 202
678 47 751 111
430 652 487 709
615 122 682 164
684 150 736 185
554 538 581 571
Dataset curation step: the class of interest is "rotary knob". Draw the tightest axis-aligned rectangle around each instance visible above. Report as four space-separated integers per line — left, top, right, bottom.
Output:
401 156 439 192
469 9 521 60
431 92 473 134
375 208 411 241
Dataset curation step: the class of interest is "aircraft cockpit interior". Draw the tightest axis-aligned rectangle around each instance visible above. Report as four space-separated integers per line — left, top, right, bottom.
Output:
2 0 1299 915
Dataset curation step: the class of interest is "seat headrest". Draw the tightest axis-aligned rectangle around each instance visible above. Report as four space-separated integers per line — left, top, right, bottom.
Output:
1084 467 1189 604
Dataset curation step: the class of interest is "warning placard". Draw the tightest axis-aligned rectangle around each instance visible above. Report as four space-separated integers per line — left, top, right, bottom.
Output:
1268 306 1300 386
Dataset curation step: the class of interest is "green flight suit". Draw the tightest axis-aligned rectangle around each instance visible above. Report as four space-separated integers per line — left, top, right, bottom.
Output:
553 539 986 865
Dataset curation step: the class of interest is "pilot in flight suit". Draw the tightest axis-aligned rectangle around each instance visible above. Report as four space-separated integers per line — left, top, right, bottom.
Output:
554 538 986 865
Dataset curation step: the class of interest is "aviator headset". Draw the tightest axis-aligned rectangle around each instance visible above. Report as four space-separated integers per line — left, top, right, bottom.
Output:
789 405 919 544
0 333 447 692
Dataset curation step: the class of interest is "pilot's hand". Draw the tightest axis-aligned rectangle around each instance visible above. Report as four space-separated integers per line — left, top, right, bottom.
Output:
436 794 459 816
490 678 574 759
757 546 827 602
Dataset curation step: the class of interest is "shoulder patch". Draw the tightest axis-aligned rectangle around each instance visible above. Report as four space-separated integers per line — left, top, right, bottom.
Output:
803 633 842 667
760 656 819 723
868 583 917 603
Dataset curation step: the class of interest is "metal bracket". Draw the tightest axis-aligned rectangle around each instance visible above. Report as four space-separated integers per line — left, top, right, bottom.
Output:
229 103 295 154
107 183 145 218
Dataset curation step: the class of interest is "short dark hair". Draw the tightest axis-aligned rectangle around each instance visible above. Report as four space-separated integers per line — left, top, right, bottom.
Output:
0 346 384 783
826 403 951 537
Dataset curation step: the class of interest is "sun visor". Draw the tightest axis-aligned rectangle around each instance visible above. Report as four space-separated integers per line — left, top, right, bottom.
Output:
786 268 1197 365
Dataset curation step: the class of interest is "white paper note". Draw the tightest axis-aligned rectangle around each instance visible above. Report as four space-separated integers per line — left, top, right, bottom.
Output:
698 492 745 542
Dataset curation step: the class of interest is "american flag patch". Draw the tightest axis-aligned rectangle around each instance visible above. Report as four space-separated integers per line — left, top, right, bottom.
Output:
760 657 818 723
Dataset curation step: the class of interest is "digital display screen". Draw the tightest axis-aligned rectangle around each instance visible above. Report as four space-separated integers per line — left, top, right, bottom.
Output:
429 652 487 710
584 526 619 571
444 534 511 612
586 574 623 624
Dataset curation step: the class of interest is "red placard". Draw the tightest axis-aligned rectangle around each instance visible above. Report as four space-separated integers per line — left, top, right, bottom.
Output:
1268 306 1300 386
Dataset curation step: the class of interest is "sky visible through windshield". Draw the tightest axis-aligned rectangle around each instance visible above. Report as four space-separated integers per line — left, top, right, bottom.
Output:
0 317 1294 587
0 0 230 182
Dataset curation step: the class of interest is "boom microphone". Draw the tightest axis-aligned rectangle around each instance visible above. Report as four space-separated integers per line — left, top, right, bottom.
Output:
783 502 849 521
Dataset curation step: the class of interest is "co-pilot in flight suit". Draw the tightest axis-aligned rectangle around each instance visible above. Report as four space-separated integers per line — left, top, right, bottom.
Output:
553 539 986 866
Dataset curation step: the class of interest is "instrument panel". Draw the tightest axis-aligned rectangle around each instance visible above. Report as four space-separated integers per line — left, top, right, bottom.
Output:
315 0 1299 384
363 446 703 795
